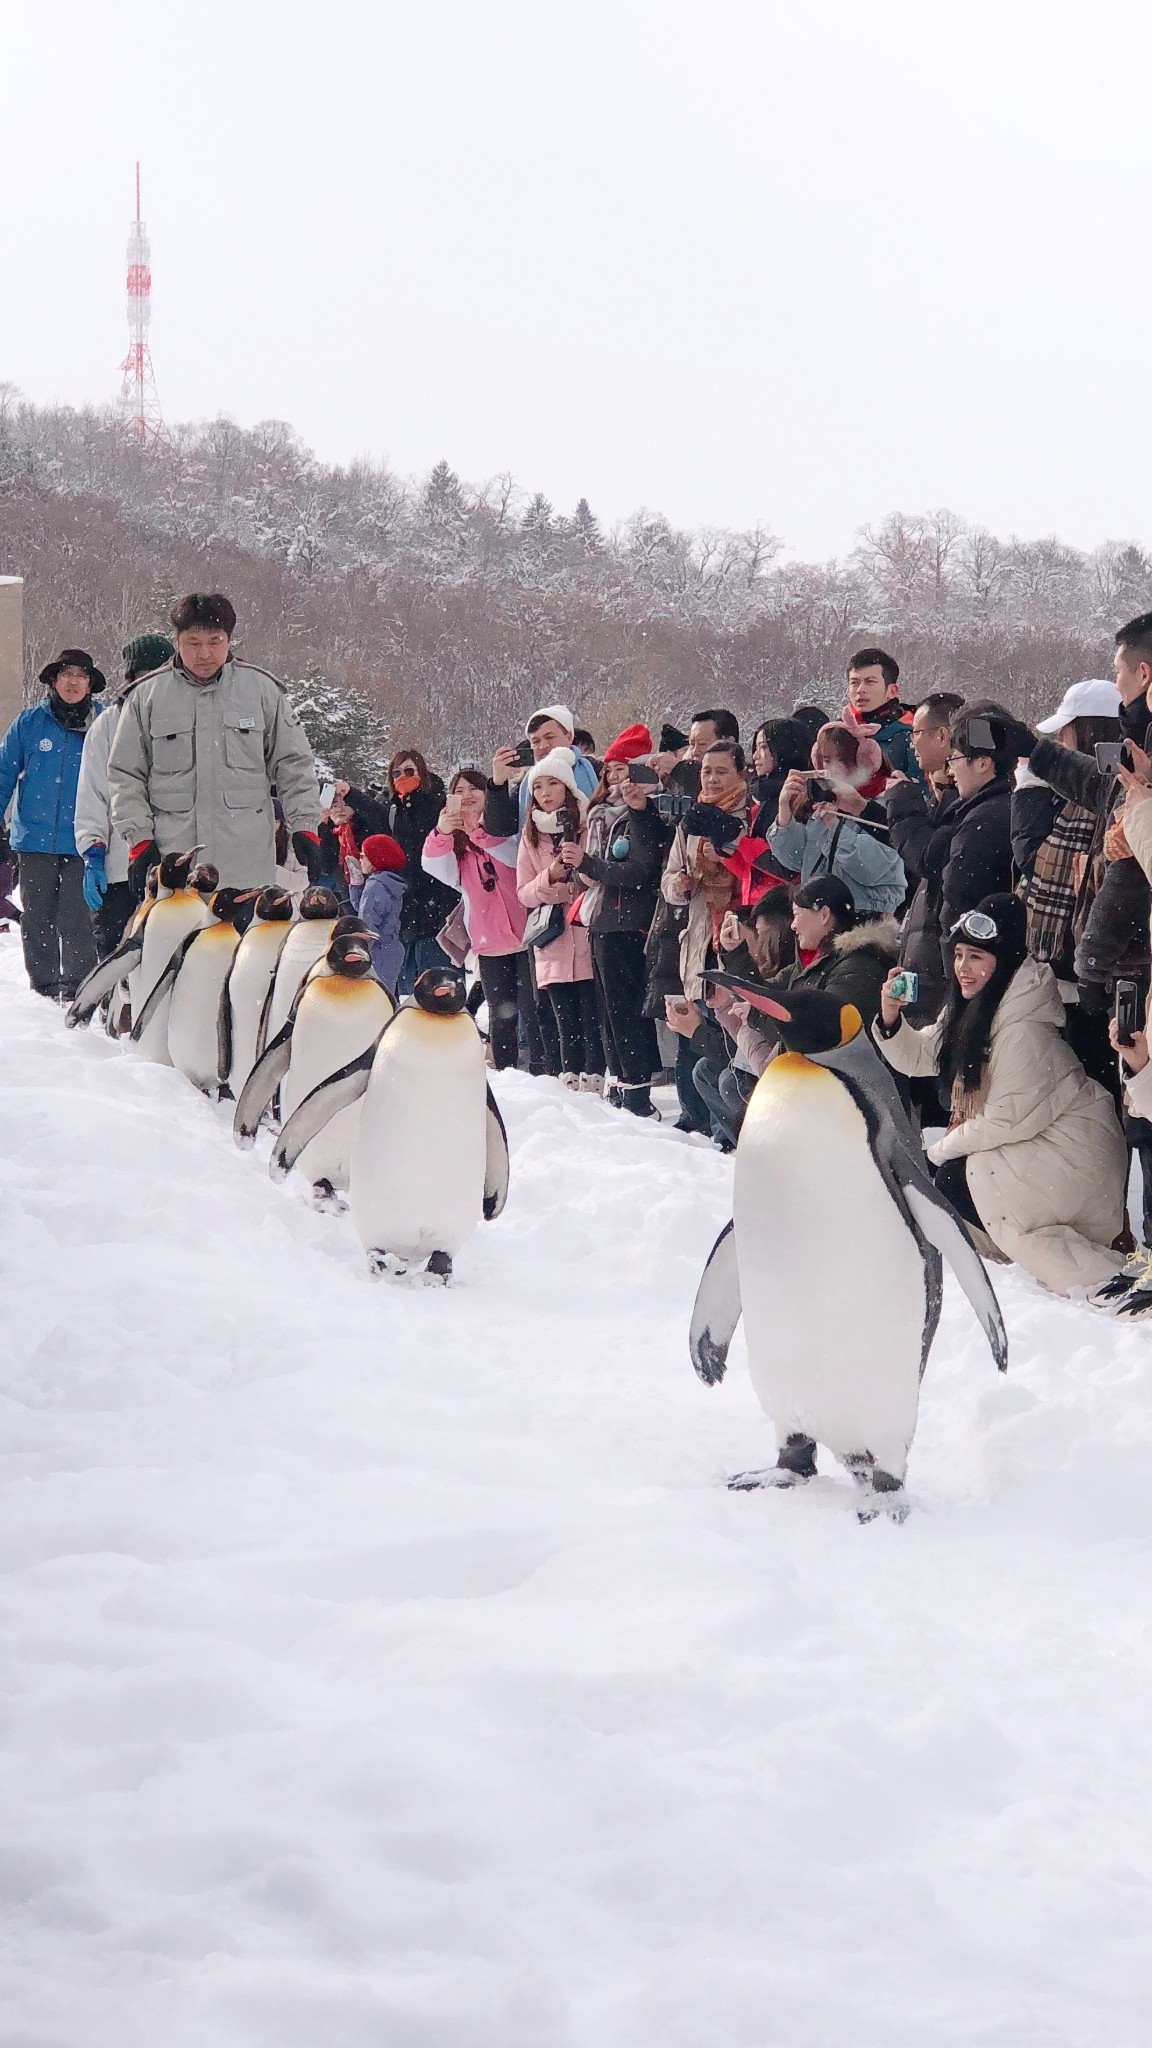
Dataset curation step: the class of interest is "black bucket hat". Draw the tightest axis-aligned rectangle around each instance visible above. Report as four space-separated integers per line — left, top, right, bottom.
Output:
39 649 106 694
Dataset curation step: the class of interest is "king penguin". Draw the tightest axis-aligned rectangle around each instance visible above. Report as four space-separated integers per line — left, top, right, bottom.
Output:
689 982 1007 1522
234 930 395 1202
65 851 193 1036
154 888 259 1093
269 967 510 1280
257 885 342 1056
218 885 294 1098
131 851 214 1063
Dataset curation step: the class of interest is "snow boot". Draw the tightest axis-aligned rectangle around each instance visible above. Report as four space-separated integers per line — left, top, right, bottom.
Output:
579 1072 604 1094
1091 1246 1152 1310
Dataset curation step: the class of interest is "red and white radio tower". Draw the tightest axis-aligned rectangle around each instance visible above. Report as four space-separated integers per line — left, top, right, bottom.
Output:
118 162 166 446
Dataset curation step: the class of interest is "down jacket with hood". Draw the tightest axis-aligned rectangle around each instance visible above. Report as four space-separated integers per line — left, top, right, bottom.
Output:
74 696 130 883
738 917 901 1050
874 954 1126 1294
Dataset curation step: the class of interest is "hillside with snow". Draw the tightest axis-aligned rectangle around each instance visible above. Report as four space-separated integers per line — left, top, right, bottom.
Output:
1 931 1150 2048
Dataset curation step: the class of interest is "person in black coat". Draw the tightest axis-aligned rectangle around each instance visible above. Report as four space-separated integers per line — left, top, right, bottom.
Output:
919 703 1016 933
882 692 964 1024
381 747 460 995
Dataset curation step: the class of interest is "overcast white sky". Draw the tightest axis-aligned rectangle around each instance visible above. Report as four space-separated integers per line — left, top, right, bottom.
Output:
2 0 1147 560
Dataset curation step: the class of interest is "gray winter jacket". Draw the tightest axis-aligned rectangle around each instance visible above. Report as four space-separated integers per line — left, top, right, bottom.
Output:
74 697 130 883
108 658 319 887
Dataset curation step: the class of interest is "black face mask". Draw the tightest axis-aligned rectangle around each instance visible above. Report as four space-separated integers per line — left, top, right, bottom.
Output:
48 689 91 730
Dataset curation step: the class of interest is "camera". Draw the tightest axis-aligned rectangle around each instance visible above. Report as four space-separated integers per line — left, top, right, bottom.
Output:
888 971 919 1004
804 774 837 805
1114 979 1141 1048
654 790 695 822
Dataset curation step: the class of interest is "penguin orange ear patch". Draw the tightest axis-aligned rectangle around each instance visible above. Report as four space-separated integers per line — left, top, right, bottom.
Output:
838 1004 864 1045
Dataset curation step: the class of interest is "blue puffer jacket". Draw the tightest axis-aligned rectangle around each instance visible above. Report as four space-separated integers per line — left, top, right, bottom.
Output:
0 699 98 855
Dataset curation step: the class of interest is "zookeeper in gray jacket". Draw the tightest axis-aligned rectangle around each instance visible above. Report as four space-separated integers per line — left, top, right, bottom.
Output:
108 592 322 896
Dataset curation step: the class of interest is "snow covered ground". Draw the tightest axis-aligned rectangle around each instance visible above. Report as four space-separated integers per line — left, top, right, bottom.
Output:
2 932 1152 2048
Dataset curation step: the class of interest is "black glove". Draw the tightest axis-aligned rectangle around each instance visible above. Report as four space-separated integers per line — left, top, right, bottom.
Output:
292 830 323 883
996 716 1036 762
128 837 160 901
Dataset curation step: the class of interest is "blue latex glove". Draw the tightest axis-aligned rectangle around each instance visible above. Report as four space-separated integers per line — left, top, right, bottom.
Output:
81 845 107 912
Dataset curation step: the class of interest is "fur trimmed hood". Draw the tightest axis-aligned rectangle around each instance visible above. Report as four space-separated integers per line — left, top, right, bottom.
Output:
833 915 901 962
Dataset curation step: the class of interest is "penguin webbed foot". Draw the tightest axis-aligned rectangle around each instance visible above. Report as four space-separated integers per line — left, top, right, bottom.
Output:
368 1250 408 1280
424 1250 453 1285
728 1434 818 1492
310 1179 346 1214
844 1454 910 1525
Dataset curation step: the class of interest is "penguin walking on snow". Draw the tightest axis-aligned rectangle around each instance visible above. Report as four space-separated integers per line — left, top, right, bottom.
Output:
137 888 259 1092
66 850 200 1037
234 930 395 1203
690 982 1007 1522
270 967 510 1281
131 853 214 1063
218 886 294 1098
257 885 342 1058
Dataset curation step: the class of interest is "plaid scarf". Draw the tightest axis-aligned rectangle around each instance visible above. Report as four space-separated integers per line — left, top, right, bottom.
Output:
1020 800 1096 974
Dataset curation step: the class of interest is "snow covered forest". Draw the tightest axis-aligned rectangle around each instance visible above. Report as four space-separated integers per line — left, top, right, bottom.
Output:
2 384 1149 774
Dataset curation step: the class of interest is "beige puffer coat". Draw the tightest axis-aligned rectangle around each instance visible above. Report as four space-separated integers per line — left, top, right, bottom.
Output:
108 659 319 888
874 954 1127 1294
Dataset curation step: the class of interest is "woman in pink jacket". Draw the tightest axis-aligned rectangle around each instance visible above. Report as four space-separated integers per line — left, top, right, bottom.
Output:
516 748 605 1091
421 766 529 1070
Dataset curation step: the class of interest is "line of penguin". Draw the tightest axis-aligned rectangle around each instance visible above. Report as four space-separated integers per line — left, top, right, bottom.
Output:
66 850 510 1284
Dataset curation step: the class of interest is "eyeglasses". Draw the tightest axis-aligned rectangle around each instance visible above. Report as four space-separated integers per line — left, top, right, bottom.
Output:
949 910 998 943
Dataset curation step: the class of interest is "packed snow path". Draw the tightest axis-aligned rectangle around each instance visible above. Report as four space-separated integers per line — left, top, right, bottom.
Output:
1 938 1151 2048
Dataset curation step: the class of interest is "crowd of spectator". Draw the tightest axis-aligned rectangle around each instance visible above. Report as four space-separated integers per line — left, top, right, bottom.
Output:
8 594 1152 1309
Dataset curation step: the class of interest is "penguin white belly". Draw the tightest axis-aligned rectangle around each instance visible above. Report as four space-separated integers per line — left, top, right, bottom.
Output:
282 980 392 1190
351 1013 486 1261
134 895 212 1065
228 929 288 1095
168 928 240 1091
735 1054 925 1479
266 922 336 1044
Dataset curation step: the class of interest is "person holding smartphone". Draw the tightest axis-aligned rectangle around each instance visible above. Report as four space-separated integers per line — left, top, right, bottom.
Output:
515 749 604 1090
421 767 530 1070
875 893 1127 1296
571 726 667 1117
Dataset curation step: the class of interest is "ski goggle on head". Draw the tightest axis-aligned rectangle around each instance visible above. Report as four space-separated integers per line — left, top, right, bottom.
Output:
948 910 998 945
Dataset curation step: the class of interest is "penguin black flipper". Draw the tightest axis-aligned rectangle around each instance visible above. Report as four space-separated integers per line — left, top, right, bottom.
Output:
483 1085 510 1220
128 929 202 1042
217 959 237 1088
820 1032 1008 1375
234 1020 295 1148
270 1047 377 1183
689 1221 740 1384
66 937 144 1027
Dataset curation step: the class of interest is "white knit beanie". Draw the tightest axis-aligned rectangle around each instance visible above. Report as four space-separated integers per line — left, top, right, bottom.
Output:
527 746 587 813
526 703 575 738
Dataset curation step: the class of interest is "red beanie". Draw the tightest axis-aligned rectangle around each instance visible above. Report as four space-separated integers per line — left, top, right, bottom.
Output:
603 722 653 764
360 834 406 874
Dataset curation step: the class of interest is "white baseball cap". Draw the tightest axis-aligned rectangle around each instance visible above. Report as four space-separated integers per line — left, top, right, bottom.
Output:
1036 679 1121 732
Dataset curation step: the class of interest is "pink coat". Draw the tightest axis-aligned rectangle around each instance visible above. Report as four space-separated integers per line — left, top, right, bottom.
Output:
516 827 594 985
421 826 526 956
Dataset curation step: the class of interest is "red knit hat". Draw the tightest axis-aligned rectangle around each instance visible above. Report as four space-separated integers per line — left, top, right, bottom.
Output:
603 723 653 764
360 834 406 874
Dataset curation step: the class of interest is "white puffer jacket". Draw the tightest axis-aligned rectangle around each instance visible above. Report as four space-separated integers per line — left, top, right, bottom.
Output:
875 954 1127 1294
74 699 130 884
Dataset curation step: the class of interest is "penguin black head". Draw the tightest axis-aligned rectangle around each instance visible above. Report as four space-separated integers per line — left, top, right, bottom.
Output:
158 848 199 890
211 886 260 926
189 861 220 895
253 886 294 923
706 971 863 1059
299 886 340 920
412 967 468 1016
327 932 374 978
331 913 372 940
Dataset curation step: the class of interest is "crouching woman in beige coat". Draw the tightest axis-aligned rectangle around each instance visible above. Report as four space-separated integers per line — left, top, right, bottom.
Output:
874 893 1127 1295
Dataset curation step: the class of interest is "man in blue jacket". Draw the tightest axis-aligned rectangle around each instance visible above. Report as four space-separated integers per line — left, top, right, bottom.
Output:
0 650 104 998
